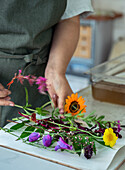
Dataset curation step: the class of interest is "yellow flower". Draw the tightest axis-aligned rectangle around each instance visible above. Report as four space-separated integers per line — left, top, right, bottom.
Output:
103 128 118 147
64 93 86 116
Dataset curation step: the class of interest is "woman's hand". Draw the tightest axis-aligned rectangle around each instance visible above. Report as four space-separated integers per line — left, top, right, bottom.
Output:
45 15 80 113
45 71 73 114
0 83 14 106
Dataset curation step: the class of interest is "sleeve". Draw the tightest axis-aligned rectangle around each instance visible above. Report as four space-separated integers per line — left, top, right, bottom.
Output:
61 0 94 20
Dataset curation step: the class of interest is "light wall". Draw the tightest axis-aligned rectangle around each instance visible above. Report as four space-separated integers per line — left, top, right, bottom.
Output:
92 0 125 42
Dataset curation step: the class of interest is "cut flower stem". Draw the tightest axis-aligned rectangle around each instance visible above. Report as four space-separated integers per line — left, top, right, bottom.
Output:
47 121 103 139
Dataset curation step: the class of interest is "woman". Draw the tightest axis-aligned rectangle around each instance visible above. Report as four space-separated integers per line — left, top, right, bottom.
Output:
0 0 93 127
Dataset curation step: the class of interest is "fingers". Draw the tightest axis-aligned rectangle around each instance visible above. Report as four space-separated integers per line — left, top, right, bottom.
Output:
0 89 11 97
0 83 5 90
58 96 65 114
52 94 58 108
0 83 14 106
0 99 14 106
47 84 58 108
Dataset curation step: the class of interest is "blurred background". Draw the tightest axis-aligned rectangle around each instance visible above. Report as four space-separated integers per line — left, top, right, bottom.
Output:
66 0 125 92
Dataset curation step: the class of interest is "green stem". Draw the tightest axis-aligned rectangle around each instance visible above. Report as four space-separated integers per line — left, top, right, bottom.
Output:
41 101 52 109
47 121 103 139
0 127 19 138
15 104 37 113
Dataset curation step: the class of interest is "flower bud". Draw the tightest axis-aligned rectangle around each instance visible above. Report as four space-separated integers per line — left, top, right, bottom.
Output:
29 132 40 142
42 134 52 147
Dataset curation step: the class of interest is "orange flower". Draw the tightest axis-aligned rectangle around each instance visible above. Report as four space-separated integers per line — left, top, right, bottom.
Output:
64 93 86 116
7 74 17 89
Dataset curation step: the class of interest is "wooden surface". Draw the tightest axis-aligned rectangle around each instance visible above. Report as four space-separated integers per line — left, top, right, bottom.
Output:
109 38 125 60
79 86 125 125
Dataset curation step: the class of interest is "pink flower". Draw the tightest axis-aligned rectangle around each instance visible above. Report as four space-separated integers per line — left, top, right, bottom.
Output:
117 120 122 133
36 77 47 84
36 77 47 94
17 69 25 84
24 75 36 86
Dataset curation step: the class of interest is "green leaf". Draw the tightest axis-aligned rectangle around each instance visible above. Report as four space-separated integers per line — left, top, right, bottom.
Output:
10 122 25 130
23 120 30 123
97 115 105 121
86 122 93 127
42 109 50 114
81 111 96 121
35 128 44 133
94 139 111 148
19 126 35 139
64 113 72 117
54 108 59 114
72 134 86 156
93 142 96 155
36 107 50 116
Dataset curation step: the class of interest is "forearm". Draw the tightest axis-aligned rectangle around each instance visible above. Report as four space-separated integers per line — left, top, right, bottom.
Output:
45 15 80 76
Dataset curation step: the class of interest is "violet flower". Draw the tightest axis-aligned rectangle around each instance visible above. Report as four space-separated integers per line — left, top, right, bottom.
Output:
84 145 93 159
55 137 73 151
36 77 47 94
42 134 52 147
117 120 122 133
29 132 40 142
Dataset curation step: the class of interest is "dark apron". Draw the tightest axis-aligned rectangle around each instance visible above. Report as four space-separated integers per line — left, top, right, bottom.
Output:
0 0 67 127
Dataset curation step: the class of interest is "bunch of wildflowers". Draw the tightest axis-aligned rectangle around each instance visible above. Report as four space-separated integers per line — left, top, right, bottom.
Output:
7 69 47 94
0 70 122 159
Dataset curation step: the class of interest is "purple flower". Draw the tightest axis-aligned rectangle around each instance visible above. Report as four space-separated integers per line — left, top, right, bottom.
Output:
42 134 52 147
84 145 93 159
117 120 122 133
29 132 40 142
55 137 73 151
36 77 47 94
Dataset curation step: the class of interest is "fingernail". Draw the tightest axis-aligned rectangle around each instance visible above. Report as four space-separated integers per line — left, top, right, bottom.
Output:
9 103 14 106
52 94 57 100
59 109 64 114
6 97 11 101
5 89 11 95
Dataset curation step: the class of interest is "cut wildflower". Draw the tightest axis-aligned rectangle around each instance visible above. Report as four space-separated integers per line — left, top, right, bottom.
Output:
84 145 93 159
24 75 37 86
42 134 52 147
7 70 47 94
55 137 73 151
30 113 36 122
36 77 47 94
3 70 122 160
64 93 86 116
103 128 118 147
117 120 122 133
29 132 40 142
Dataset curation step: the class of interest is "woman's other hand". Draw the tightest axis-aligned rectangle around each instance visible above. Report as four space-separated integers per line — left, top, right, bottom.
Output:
0 83 14 106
